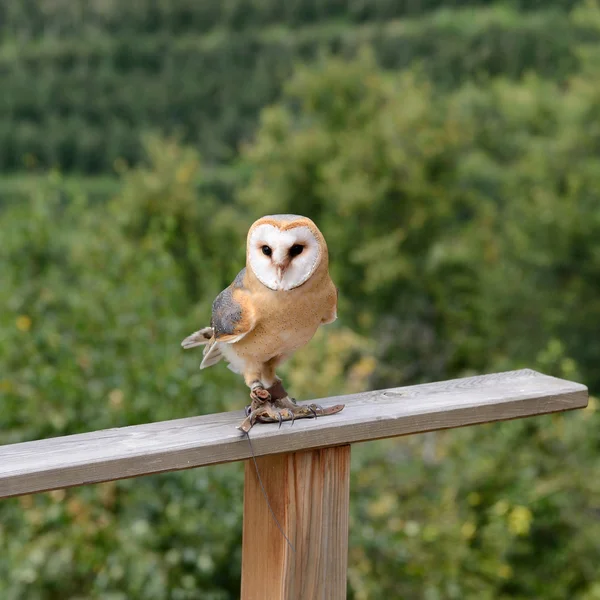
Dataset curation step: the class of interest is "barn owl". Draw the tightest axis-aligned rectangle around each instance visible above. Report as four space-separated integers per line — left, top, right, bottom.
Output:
181 214 344 432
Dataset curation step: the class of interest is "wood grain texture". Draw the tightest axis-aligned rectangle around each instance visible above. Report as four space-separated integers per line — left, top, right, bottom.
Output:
0 369 588 498
241 445 350 600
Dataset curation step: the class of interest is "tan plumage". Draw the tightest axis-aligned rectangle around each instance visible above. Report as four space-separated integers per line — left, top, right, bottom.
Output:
182 214 343 430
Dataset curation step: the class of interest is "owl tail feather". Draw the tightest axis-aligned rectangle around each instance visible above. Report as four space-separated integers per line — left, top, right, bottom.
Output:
181 327 214 349
200 341 223 369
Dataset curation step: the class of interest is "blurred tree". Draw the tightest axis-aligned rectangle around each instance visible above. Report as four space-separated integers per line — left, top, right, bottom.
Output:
241 50 486 384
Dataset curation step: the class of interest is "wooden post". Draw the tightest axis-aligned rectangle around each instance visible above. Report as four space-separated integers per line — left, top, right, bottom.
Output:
241 445 351 600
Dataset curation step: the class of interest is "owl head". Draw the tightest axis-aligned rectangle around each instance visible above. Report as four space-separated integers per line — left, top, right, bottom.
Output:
246 214 328 291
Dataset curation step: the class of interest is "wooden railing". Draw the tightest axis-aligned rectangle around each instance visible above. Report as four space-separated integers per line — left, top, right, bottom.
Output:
0 369 588 599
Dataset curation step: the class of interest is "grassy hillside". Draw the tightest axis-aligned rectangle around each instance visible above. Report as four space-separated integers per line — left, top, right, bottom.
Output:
0 2 588 174
0 0 576 37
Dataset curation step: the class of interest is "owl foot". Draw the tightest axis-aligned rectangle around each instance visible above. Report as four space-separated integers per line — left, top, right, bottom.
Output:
237 396 345 433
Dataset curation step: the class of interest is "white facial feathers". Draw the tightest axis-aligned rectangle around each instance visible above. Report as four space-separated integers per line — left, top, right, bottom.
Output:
248 224 322 291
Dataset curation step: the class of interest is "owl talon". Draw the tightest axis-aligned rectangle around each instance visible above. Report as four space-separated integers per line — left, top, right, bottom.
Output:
237 398 345 431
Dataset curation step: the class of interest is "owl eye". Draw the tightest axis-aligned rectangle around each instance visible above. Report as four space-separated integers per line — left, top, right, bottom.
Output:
261 245 272 257
289 244 304 257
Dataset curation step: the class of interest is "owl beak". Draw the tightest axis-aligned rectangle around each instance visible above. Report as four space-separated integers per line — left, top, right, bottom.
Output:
275 259 290 283
276 265 285 282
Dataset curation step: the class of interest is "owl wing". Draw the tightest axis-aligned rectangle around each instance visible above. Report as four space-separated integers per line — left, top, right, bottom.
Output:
200 268 256 369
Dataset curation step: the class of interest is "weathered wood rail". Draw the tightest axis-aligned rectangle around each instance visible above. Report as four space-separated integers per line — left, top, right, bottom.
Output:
0 369 588 599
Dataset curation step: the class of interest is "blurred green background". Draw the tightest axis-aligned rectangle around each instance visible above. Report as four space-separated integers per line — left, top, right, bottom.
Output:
1 1 599 598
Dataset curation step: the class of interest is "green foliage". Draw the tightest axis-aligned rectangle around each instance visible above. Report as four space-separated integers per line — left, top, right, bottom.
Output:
349 410 600 600
0 170 246 598
2 1 600 598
